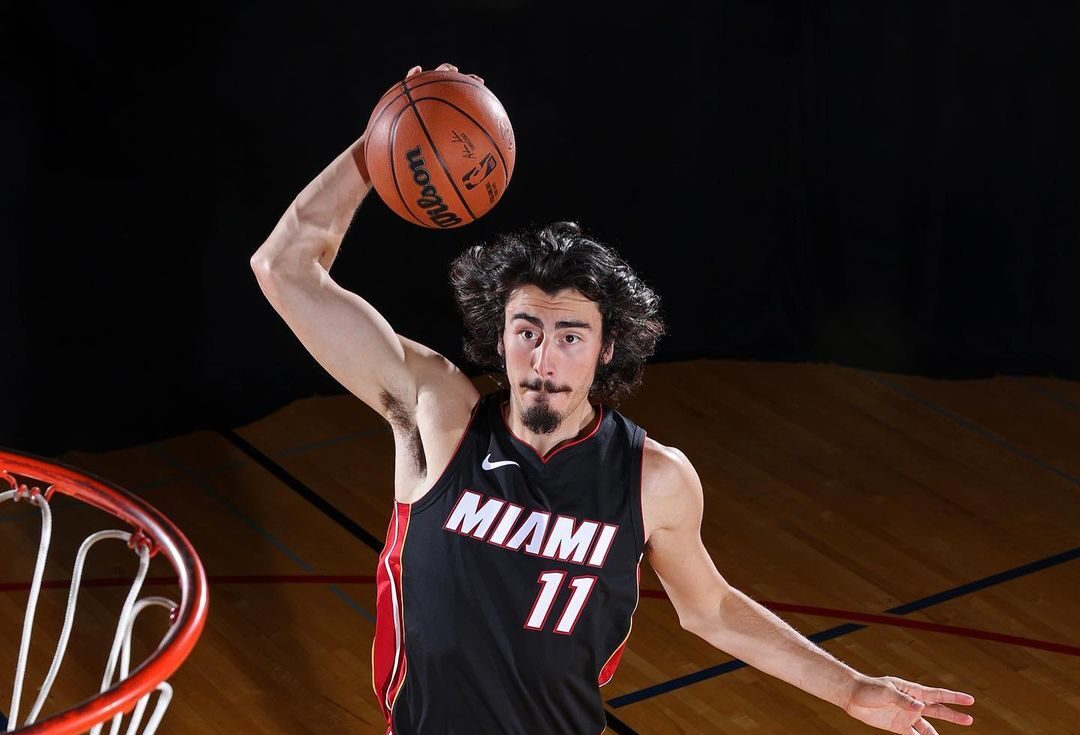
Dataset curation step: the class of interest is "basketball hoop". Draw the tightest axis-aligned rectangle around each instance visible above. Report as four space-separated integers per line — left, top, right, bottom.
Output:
0 449 208 735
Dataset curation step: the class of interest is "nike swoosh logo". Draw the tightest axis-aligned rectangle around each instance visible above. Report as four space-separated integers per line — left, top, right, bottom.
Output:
482 453 520 470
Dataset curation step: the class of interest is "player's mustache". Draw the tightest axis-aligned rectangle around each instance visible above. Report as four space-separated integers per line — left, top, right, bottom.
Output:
521 380 570 393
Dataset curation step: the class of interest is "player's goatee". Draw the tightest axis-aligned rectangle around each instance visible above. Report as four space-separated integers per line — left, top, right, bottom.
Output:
521 404 561 434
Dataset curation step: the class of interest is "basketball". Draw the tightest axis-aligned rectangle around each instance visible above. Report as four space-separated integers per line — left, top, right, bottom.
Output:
363 69 516 229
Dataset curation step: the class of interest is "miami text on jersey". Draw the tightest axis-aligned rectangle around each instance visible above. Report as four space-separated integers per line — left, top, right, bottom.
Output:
442 489 619 568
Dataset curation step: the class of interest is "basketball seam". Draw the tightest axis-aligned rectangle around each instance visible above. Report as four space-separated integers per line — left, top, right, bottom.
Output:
402 86 477 224
404 95 512 191
387 98 430 228
373 76 491 113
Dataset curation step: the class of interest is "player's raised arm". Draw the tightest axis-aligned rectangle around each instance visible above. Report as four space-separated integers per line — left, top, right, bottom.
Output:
250 65 476 422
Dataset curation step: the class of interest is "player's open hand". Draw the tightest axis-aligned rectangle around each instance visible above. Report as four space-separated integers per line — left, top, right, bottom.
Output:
842 675 975 734
405 63 484 85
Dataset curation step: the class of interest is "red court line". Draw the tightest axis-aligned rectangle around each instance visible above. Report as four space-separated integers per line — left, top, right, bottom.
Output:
638 590 1080 657
0 574 377 592
4 575 1075 657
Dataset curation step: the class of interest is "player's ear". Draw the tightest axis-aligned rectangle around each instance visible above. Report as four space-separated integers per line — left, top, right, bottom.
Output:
601 337 614 365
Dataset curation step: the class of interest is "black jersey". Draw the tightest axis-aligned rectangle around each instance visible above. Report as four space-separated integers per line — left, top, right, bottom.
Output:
372 388 647 735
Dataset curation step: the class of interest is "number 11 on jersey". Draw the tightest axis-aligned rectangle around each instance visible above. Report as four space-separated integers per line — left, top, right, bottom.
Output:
524 571 598 635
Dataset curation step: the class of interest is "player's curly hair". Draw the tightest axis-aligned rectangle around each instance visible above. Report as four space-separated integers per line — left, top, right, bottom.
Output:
448 221 665 405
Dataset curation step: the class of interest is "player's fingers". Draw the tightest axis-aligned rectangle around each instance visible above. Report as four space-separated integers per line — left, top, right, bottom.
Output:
436 62 459 72
926 687 975 706
890 688 924 713
405 65 422 78
913 718 940 735
891 679 975 707
467 73 485 84
921 703 975 726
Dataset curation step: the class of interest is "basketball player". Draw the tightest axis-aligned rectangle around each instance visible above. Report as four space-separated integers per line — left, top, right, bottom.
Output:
251 63 975 735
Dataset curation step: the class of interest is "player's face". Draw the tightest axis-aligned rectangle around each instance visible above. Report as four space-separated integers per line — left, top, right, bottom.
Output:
500 285 611 434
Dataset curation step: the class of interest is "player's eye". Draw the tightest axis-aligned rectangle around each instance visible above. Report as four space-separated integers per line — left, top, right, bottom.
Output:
564 335 580 344
520 329 536 340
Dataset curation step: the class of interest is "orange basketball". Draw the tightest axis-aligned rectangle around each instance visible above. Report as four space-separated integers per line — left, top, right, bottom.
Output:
363 69 516 229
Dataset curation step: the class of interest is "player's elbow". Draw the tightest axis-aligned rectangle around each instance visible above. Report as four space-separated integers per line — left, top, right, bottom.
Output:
250 244 302 286
250 252 271 280
250 252 278 295
251 250 299 308
676 587 731 638
678 607 715 638
678 612 703 636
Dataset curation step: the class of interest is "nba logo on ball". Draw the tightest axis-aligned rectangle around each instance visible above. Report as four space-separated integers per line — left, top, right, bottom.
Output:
365 70 517 229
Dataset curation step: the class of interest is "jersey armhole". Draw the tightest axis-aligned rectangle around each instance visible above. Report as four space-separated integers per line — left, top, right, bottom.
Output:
404 391 485 514
629 426 647 558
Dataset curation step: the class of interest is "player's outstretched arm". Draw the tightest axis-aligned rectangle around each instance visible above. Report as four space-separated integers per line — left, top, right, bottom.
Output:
250 65 477 422
642 444 976 735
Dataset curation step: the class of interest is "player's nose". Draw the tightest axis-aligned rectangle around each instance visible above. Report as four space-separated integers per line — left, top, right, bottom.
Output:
531 340 556 378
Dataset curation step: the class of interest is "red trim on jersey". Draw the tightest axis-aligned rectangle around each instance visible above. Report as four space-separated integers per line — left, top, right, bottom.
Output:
598 562 641 687
637 431 648 552
500 398 604 463
372 501 412 724
599 638 628 686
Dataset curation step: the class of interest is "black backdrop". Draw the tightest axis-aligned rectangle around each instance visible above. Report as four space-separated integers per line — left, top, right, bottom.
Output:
4 2 1078 455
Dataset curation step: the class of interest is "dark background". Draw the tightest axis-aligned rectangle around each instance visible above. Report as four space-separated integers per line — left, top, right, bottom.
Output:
3 1 1078 456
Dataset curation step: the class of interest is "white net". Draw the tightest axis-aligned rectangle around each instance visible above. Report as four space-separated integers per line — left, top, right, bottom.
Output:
0 483 178 735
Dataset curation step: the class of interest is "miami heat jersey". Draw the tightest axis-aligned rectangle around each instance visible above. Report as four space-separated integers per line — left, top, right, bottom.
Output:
372 388 647 734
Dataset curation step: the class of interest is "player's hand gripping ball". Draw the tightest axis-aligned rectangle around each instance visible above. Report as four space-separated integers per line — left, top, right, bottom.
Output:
364 63 516 229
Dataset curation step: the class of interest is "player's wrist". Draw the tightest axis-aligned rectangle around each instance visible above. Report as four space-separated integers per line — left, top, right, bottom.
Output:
836 670 871 712
352 133 372 188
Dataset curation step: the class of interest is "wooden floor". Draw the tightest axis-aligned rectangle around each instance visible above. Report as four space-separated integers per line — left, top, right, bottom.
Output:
2 360 1078 734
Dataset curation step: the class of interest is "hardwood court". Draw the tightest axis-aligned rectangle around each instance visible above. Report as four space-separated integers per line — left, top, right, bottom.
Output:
2 360 1078 734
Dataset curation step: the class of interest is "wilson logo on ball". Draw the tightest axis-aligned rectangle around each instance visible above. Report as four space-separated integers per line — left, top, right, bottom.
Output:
405 146 462 228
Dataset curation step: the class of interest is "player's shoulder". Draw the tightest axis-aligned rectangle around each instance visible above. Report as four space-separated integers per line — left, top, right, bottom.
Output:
643 437 695 476
397 335 480 406
641 438 703 502
640 438 705 542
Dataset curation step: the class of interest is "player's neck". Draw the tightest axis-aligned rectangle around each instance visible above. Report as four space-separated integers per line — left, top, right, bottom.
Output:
503 394 599 458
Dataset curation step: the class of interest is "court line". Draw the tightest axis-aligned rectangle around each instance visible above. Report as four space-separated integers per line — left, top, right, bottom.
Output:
611 547 1080 707
220 429 384 551
886 544 1080 614
0 574 374 591
150 447 375 624
754 601 1080 656
637 594 1080 656
1018 379 1080 413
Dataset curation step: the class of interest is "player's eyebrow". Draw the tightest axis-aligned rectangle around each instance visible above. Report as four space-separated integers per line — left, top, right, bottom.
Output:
512 313 594 330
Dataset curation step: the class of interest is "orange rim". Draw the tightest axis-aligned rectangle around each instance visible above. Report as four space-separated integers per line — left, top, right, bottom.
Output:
0 448 208 735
